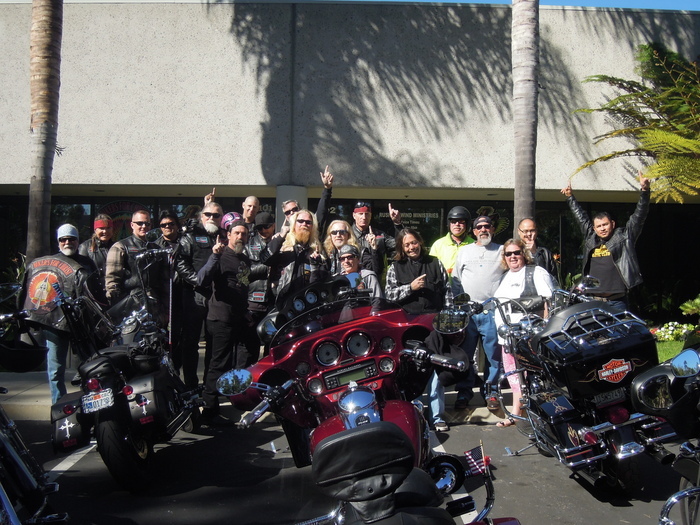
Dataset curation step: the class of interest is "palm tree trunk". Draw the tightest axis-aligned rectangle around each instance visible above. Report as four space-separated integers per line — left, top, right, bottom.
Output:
28 0 63 260
512 0 539 236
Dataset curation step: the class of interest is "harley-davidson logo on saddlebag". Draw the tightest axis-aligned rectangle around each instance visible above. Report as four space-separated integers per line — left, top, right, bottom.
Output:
597 359 632 383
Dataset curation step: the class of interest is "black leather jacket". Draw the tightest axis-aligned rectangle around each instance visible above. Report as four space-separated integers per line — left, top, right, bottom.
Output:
175 224 221 304
246 231 274 310
78 238 114 284
567 190 650 290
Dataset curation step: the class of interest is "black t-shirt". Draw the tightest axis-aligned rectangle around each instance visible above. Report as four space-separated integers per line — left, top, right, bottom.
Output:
588 243 626 294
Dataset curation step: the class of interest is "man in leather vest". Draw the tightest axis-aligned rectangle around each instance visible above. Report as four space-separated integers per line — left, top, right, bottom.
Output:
561 173 650 310
174 202 224 387
105 209 167 322
20 224 98 403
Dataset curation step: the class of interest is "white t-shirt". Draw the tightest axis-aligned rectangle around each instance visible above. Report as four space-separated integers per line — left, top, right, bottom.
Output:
452 242 504 301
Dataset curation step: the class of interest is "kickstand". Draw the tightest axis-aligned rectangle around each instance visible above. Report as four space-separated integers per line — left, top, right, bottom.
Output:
505 442 536 456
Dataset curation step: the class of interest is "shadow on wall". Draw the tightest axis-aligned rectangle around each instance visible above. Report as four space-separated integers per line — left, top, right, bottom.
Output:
206 3 582 188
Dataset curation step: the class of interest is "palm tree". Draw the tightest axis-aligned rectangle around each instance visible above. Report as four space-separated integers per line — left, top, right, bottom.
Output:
27 0 63 260
511 0 540 236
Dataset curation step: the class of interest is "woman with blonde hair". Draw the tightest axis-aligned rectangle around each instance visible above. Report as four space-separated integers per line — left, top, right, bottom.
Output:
493 238 555 427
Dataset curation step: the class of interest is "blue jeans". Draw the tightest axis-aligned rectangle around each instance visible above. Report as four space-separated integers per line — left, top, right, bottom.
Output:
45 328 70 404
428 372 445 425
464 310 501 388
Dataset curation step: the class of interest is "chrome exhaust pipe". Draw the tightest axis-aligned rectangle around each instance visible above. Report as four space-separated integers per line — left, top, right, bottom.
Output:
575 468 609 490
648 444 675 465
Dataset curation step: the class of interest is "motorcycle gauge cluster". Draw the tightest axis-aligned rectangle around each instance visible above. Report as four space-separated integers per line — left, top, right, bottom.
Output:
316 341 341 366
346 332 371 357
380 336 395 352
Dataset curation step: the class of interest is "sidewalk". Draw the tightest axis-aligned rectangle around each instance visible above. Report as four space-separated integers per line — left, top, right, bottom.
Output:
0 369 80 421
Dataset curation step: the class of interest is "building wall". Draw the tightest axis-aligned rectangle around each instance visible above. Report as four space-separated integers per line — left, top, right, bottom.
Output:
1 2 699 202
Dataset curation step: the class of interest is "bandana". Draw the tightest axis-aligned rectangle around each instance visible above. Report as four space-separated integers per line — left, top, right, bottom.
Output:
94 219 112 229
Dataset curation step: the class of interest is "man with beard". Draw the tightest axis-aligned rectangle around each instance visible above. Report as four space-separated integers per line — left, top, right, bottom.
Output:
197 220 252 425
175 202 224 388
452 215 504 410
20 224 98 403
562 174 650 310
260 209 328 306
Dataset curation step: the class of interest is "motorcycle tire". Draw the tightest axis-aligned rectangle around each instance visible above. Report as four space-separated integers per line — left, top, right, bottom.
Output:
679 477 699 525
95 414 153 492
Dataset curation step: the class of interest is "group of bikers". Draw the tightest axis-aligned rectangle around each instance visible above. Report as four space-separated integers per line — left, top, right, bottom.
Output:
20 166 652 429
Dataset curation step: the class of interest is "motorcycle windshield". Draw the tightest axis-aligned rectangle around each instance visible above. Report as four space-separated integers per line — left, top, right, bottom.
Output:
269 297 400 348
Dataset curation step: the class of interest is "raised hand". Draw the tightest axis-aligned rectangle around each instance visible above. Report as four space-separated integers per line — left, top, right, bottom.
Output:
561 182 572 198
388 203 402 225
204 187 216 206
320 165 334 189
366 226 377 250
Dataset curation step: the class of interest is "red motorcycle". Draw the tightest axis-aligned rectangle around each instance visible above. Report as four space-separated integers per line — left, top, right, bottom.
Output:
218 276 520 524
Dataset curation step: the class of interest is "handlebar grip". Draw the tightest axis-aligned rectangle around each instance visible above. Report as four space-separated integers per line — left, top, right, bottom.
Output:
239 399 270 429
430 354 467 372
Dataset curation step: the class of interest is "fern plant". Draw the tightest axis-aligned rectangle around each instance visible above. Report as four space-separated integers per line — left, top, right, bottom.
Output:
575 42 700 203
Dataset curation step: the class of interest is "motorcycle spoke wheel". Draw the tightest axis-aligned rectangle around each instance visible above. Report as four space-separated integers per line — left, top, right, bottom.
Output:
680 478 700 525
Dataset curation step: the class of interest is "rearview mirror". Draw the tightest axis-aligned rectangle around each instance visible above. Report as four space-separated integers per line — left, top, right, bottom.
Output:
217 369 253 396
670 349 700 378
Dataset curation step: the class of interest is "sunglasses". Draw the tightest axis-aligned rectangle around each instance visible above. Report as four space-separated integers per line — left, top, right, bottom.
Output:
449 219 467 224
354 202 371 209
296 219 313 226
284 207 300 216
58 237 77 243
330 229 348 236
133 221 151 227
257 224 274 230
160 222 176 229
203 212 221 219
504 250 523 257
339 255 356 261
475 224 492 230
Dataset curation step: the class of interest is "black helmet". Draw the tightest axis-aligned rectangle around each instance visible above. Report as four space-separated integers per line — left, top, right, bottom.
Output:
447 206 471 223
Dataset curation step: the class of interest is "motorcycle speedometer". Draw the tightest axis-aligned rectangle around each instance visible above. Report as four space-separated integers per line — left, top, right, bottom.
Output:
346 332 371 357
380 336 395 352
316 342 341 366
121 317 138 335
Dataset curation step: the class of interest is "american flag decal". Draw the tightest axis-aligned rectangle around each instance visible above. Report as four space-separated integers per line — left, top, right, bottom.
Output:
464 444 488 477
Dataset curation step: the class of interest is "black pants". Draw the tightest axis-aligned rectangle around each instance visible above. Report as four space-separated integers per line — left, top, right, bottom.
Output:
204 318 251 411
177 291 208 388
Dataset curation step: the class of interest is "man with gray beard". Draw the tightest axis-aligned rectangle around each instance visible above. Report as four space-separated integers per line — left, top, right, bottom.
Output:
20 224 98 403
175 202 225 388
452 215 504 410
197 220 252 425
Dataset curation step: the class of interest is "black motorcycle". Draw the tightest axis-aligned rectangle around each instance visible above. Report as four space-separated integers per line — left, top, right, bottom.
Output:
0 284 69 524
490 277 676 492
631 327 700 525
50 245 205 492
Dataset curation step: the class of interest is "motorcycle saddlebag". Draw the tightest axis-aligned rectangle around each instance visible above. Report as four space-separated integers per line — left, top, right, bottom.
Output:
126 371 171 430
532 302 658 399
51 391 91 453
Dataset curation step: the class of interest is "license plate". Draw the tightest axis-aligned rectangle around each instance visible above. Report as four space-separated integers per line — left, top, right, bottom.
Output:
593 388 625 407
82 389 115 413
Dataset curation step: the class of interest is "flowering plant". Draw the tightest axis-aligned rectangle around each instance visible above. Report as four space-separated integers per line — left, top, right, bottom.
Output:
651 321 695 342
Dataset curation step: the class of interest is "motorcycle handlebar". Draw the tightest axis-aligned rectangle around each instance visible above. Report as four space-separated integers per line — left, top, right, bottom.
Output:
401 348 466 372
239 399 271 429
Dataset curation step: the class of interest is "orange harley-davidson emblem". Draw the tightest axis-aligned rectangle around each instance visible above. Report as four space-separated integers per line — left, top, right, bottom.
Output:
597 359 632 383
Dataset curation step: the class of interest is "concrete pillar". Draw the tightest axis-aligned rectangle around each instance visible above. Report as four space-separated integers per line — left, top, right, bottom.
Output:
275 185 308 228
